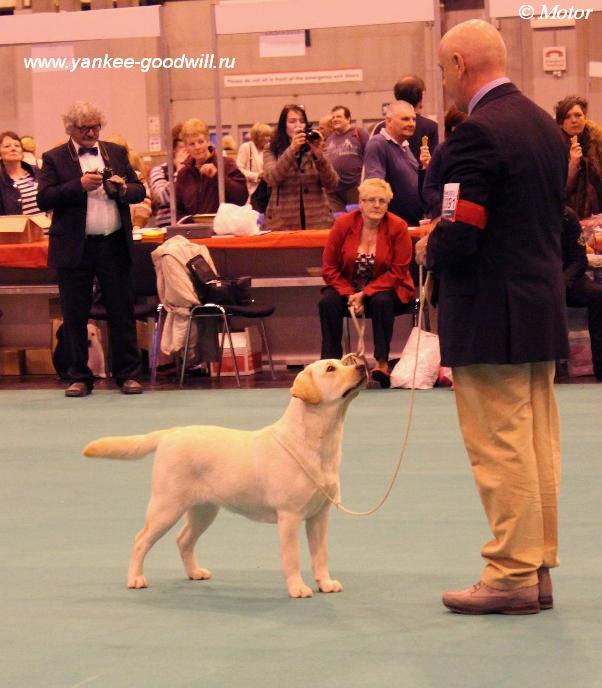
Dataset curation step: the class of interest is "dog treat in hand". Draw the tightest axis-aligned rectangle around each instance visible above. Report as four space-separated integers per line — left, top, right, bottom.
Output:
421 136 428 147
571 135 578 145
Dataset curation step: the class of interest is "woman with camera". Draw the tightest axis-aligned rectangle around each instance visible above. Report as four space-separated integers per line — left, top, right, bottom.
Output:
262 105 338 231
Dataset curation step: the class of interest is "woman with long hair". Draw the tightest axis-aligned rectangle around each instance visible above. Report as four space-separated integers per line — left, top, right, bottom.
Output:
262 104 338 231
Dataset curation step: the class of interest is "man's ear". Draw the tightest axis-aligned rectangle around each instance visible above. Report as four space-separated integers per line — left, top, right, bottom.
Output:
452 52 466 77
291 369 321 405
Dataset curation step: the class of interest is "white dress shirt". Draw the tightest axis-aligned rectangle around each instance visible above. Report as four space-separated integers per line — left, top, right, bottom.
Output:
74 140 121 236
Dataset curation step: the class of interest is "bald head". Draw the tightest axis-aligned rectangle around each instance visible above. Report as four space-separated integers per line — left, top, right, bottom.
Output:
439 20 507 111
385 100 416 143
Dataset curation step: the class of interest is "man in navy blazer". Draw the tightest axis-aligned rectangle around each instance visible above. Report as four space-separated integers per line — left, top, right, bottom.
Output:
416 21 568 615
38 101 146 397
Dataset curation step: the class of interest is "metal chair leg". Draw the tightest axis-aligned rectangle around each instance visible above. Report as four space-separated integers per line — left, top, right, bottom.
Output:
179 311 196 388
222 315 241 388
216 313 227 382
150 304 163 386
258 319 276 379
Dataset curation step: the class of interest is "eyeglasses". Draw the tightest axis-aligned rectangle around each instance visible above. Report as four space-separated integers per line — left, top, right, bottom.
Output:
76 124 101 133
360 197 388 206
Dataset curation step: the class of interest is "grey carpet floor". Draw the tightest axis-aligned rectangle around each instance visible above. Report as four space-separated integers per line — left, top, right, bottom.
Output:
1 385 600 688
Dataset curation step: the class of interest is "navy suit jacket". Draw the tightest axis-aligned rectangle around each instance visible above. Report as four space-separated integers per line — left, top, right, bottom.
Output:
426 83 569 366
38 140 145 269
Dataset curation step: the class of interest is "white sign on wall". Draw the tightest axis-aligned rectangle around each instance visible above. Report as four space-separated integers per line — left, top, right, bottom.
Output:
260 31 306 58
148 136 162 153
224 68 363 88
147 115 161 136
543 46 567 72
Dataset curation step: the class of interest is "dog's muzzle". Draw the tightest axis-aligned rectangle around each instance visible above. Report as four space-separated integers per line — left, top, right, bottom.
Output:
341 354 368 397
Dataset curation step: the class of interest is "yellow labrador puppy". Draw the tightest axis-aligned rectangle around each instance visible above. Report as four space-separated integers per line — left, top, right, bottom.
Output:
84 359 365 598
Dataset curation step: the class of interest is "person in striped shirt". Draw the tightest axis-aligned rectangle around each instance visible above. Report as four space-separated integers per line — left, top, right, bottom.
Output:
149 123 187 227
0 131 41 216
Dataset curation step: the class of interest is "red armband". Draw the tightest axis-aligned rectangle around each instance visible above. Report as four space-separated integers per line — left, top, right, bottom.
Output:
454 199 487 230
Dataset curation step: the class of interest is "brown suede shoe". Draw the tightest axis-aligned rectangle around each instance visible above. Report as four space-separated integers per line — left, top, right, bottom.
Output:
442 581 540 615
65 382 91 398
538 568 553 610
120 379 144 395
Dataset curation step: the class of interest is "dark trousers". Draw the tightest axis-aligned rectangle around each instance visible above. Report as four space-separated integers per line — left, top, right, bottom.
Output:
319 286 411 361
56 231 141 387
567 274 602 377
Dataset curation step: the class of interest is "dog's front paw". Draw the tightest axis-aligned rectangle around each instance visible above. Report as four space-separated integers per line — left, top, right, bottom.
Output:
318 578 343 593
288 581 314 598
187 567 212 581
128 575 148 589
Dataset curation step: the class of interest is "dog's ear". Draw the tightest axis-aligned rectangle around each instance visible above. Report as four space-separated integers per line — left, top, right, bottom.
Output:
291 369 321 405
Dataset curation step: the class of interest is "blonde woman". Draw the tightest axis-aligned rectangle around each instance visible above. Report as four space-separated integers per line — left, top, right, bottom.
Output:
105 134 152 229
236 122 272 197
320 178 414 387
176 118 247 217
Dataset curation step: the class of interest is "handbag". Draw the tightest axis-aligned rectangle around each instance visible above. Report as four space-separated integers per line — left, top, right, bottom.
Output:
187 254 253 306
250 178 272 213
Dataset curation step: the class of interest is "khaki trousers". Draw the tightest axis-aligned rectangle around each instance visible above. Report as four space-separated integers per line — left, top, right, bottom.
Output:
452 361 561 590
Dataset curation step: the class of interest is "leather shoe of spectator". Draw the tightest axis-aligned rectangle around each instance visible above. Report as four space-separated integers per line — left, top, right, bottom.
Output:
442 580 540 615
121 379 144 395
371 368 391 389
538 567 553 610
65 382 92 398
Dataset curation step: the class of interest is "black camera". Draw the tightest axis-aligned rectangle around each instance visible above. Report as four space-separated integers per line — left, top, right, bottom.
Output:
304 125 321 143
102 166 121 200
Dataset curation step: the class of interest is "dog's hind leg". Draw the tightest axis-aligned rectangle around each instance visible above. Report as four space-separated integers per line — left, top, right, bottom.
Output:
306 506 343 593
176 503 219 581
128 498 188 589
277 512 313 598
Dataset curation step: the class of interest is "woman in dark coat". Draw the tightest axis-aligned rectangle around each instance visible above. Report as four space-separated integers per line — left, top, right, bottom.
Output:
555 95 602 219
0 131 41 216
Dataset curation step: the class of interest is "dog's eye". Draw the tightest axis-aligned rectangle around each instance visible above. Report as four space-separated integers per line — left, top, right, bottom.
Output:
326 365 336 373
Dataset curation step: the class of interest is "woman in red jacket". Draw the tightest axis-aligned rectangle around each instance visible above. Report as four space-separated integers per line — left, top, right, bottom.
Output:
320 178 414 387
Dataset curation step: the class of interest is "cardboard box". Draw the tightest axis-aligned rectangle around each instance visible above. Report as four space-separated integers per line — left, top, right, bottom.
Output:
0 348 25 375
210 326 263 377
0 214 49 244
567 330 594 377
24 348 55 375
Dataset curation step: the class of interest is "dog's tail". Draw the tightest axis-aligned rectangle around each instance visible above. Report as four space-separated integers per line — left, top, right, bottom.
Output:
83 429 173 460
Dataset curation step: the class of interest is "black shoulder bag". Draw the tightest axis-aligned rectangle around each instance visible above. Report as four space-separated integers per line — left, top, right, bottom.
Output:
250 178 272 213
187 254 253 306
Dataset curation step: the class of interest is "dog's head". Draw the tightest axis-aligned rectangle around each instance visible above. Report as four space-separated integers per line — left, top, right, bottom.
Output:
291 359 366 406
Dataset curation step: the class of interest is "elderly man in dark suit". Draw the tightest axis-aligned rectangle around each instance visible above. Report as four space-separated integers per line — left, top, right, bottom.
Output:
38 101 146 397
416 20 568 615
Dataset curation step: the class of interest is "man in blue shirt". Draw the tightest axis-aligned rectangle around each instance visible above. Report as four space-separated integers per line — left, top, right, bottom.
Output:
363 101 430 226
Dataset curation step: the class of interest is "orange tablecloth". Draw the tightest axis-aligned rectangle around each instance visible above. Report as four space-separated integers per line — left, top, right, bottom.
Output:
192 229 331 250
0 240 49 269
0 226 426 270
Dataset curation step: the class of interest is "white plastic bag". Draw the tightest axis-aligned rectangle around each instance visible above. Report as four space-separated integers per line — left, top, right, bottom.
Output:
213 203 260 236
390 327 441 389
